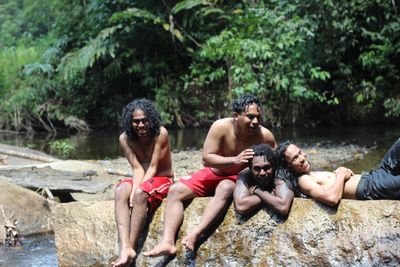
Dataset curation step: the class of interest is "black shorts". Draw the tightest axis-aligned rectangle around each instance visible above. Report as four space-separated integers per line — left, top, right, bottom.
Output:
356 138 400 200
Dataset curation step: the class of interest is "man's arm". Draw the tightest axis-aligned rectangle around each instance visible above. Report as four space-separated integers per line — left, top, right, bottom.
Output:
119 132 145 207
253 179 294 215
233 169 263 214
119 132 145 180
202 120 254 168
298 167 353 206
142 127 169 181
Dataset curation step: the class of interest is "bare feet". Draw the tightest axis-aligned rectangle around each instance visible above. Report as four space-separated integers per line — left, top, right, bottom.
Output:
143 242 177 257
112 247 136 267
182 232 199 251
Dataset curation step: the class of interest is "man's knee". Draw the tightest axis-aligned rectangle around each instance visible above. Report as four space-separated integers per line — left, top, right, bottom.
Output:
133 188 148 204
168 182 194 201
115 182 131 201
215 180 235 199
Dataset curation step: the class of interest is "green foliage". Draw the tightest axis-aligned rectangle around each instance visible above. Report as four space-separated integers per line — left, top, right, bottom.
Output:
0 0 399 132
50 140 76 159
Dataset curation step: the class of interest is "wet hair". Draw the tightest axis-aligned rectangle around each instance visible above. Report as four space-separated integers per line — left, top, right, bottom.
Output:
275 141 304 197
249 144 277 169
276 141 291 168
230 94 262 114
120 98 161 139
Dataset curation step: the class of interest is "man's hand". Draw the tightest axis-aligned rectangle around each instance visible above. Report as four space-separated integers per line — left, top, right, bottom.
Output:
334 167 354 181
129 190 135 208
248 185 258 195
235 148 254 164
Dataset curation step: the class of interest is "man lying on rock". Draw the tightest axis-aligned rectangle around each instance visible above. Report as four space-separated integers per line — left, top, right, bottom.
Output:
233 143 294 216
112 99 174 267
276 138 400 206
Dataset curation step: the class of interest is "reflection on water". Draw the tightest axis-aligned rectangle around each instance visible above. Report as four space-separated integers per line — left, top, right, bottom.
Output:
0 125 399 173
0 234 57 267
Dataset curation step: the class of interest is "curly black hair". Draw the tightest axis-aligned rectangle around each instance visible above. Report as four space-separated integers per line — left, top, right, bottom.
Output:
249 144 277 169
120 98 161 140
230 93 262 114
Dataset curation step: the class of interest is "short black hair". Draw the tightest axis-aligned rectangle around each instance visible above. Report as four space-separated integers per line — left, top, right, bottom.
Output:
230 94 262 114
249 144 277 168
120 98 161 139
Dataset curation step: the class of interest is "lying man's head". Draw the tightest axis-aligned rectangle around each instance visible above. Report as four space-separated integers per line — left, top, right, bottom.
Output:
249 144 277 186
277 141 311 175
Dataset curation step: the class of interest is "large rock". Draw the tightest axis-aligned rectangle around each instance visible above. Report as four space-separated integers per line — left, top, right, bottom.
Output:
52 198 400 266
0 179 53 238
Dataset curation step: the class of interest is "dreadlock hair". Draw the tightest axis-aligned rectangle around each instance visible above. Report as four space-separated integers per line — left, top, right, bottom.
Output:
249 144 277 170
230 94 262 114
120 98 161 140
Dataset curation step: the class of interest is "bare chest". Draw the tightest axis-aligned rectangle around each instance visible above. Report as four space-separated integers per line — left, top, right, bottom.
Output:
311 171 336 188
129 140 155 162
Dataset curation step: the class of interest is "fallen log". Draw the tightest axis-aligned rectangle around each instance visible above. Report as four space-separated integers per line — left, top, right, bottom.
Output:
0 148 56 163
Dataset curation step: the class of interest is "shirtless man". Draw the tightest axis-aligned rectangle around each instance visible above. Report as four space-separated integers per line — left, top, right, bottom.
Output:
112 99 173 267
143 94 276 255
277 139 400 206
234 144 294 216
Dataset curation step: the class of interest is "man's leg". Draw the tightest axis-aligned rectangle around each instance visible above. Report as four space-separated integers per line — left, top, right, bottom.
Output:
129 189 149 251
380 138 400 175
143 182 196 257
182 179 235 251
112 182 137 267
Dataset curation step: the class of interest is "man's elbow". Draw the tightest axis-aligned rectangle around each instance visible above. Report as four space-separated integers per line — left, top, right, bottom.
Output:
322 195 341 206
275 203 291 215
234 201 251 215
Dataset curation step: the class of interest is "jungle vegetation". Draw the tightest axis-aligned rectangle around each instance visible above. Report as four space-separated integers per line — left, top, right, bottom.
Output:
0 0 399 132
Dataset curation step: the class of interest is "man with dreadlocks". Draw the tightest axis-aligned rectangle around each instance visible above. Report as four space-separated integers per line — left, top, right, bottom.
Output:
233 144 294 215
144 94 276 256
112 99 173 267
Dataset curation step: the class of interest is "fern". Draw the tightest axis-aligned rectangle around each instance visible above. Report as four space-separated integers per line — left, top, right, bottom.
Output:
58 25 121 83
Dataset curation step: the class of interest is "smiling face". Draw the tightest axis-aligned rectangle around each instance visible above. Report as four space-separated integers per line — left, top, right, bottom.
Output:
131 109 150 137
236 103 261 134
251 155 274 187
284 144 311 174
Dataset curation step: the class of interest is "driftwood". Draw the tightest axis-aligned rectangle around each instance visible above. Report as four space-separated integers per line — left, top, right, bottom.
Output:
0 148 56 163
0 155 7 165
35 187 55 200
105 168 132 177
1 205 19 246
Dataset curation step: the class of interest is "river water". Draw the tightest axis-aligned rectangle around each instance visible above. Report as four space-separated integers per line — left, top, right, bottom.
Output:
0 124 399 172
0 125 399 266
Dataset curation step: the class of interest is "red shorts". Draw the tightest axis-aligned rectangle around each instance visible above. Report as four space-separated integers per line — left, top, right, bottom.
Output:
179 167 237 197
116 176 173 212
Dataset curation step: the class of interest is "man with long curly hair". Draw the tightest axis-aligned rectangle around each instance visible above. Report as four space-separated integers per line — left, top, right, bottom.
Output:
112 99 174 267
144 94 276 256
276 139 400 206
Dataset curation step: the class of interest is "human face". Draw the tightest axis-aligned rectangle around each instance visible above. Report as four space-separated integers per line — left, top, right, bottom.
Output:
131 109 149 137
237 103 261 133
251 156 274 187
284 144 311 174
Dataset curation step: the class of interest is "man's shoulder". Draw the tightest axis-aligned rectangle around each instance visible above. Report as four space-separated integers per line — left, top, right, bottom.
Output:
210 118 234 131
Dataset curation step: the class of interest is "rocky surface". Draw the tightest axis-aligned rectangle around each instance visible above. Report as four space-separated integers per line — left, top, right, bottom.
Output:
53 198 400 267
0 179 53 236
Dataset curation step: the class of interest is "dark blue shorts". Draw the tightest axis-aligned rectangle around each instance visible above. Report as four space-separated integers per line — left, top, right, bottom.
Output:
356 138 400 200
